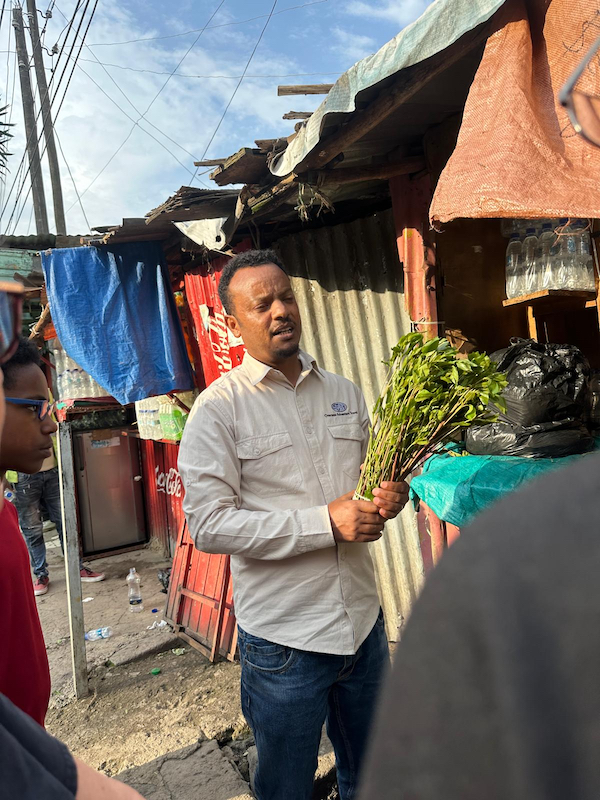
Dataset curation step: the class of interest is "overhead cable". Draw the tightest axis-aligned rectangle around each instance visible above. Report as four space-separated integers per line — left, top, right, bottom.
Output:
3 0 94 231
63 0 228 213
192 0 279 183
87 0 328 47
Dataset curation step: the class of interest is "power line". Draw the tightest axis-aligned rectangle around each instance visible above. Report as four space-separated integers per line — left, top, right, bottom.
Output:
76 59 340 79
0 0 85 228
87 0 328 47
3 0 94 232
9 0 96 232
192 0 280 183
54 122 89 230
53 4 204 170
64 0 227 214
0 50 341 80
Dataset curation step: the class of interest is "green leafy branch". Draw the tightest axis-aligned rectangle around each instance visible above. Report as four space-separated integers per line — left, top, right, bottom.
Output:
355 332 507 500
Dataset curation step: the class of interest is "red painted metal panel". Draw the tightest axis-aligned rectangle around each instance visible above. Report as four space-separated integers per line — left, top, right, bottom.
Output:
417 502 462 575
140 440 170 556
184 249 249 385
389 173 438 338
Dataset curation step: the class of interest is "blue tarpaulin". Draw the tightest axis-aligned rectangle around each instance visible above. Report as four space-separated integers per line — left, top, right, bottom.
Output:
42 241 194 405
410 444 599 529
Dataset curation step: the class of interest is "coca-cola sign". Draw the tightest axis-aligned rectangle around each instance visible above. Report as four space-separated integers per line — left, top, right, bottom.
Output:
155 465 183 498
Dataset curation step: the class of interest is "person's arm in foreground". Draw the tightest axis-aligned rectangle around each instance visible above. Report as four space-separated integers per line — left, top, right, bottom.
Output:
179 398 407 560
0 693 144 800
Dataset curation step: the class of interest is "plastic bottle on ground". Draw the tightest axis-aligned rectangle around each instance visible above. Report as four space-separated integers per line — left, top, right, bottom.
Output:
522 227 539 294
84 626 113 641
127 567 143 612
505 233 523 299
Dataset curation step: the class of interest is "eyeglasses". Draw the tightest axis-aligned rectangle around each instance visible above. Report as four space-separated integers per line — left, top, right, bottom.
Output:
5 398 56 420
0 282 24 364
559 34 600 148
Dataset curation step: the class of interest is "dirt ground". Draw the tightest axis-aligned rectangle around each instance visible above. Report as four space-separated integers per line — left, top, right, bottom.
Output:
46 647 248 778
38 529 180 704
38 528 337 798
37 527 248 775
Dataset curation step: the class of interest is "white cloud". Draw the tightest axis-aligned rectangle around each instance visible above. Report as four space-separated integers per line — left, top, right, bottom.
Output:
345 0 433 28
0 0 413 235
331 27 377 62
0 0 318 234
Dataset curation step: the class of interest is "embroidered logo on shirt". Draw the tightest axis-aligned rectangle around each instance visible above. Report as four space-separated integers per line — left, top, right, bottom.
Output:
331 402 348 413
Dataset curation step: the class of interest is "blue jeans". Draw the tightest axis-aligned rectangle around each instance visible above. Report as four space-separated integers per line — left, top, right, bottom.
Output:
13 467 82 577
238 611 389 800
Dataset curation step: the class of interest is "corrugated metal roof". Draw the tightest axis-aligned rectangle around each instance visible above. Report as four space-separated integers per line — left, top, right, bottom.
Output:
275 209 424 640
0 247 38 282
270 0 506 178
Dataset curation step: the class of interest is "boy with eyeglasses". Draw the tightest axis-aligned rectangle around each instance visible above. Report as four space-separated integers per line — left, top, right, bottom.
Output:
0 296 145 797
7 354 105 595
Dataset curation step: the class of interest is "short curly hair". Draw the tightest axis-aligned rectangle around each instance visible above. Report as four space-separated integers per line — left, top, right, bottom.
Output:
218 249 287 314
1 336 41 390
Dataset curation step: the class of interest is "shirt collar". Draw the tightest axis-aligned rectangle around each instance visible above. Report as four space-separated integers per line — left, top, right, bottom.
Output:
242 349 320 386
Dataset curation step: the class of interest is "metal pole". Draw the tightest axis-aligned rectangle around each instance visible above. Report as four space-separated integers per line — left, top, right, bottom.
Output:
26 0 66 235
12 5 49 235
57 422 89 698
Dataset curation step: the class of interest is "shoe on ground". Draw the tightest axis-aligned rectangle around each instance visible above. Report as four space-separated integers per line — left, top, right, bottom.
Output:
33 576 50 596
80 567 105 582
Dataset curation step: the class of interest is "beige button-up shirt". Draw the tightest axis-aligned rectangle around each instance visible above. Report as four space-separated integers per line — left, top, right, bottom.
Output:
179 350 380 655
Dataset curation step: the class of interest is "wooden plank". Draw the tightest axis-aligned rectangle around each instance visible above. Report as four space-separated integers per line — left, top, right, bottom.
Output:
57 422 89 698
277 84 333 96
209 147 268 187
526 304 538 342
193 159 226 167
502 289 596 307
298 157 426 186
283 111 312 120
294 24 490 174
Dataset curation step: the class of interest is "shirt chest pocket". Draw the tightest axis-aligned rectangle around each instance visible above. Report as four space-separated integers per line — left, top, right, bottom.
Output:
236 432 302 498
326 421 364 481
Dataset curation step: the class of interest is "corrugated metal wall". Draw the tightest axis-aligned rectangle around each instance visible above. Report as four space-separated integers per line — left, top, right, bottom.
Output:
276 209 425 639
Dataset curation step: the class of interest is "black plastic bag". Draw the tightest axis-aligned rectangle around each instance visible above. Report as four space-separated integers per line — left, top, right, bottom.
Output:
489 339 590 428
465 339 593 458
466 419 594 458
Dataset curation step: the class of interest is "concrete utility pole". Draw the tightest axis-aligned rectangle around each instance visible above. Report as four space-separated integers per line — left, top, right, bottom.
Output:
12 4 49 235
26 0 66 234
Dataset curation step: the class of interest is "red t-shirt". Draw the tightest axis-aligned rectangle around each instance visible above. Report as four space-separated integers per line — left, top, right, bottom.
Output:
0 500 50 727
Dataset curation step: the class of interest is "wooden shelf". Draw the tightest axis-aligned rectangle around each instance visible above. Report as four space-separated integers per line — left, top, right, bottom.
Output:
503 289 596 307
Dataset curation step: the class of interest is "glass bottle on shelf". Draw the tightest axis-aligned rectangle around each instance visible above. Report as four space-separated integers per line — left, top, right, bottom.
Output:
572 220 595 291
505 233 523 299
549 218 571 289
536 222 555 290
522 227 539 294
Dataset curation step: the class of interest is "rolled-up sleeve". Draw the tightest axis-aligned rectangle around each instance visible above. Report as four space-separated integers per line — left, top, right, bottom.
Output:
179 398 335 560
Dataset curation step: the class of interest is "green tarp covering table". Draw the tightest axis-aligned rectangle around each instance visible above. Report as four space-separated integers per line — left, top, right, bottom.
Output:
410 445 599 529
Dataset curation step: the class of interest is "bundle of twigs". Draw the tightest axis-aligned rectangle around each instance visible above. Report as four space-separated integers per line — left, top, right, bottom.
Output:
355 333 507 500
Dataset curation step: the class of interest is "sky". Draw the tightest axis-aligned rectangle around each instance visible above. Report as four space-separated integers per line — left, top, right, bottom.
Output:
0 0 435 235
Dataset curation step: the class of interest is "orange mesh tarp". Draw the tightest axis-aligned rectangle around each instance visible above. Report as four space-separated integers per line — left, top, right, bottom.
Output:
431 0 600 225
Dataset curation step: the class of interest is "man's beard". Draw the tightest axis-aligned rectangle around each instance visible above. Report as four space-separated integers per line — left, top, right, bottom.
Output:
273 341 300 359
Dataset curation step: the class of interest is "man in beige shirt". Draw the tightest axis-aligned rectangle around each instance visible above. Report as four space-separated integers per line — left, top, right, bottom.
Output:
179 249 408 800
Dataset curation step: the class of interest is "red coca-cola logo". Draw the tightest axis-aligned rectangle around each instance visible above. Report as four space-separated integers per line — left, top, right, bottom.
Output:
155 465 182 497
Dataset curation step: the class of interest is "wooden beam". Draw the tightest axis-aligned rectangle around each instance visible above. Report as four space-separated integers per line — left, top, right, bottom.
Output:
57 422 89 699
298 157 426 186
283 111 312 120
294 24 490 174
193 159 226 167
277 83 333 96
